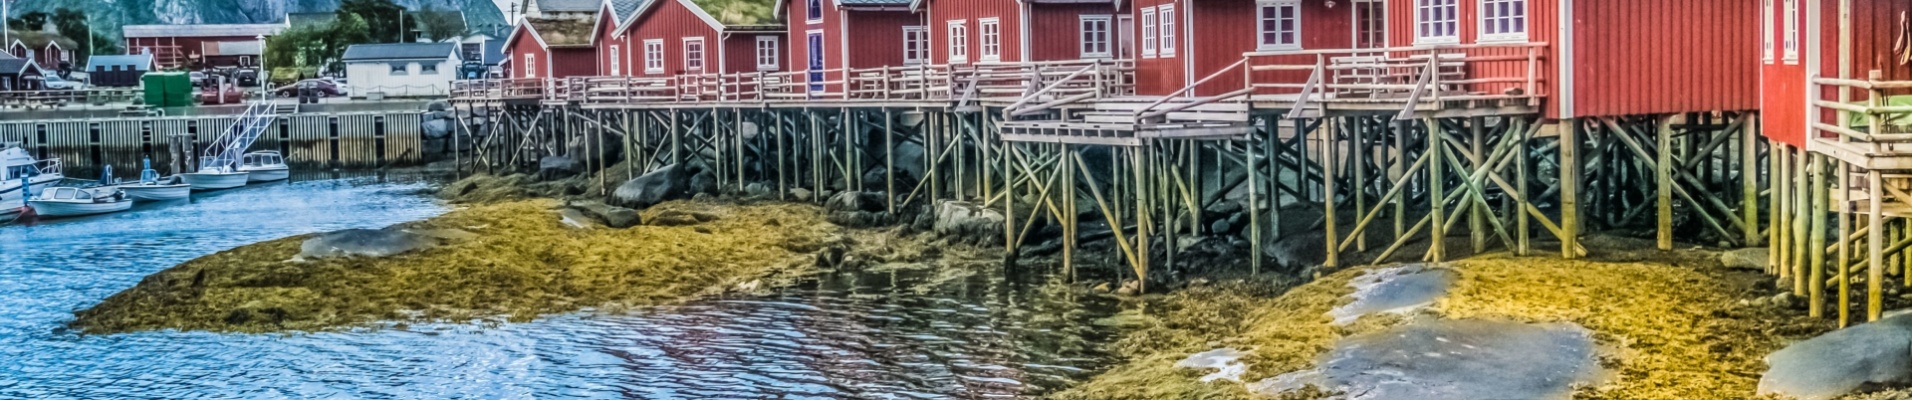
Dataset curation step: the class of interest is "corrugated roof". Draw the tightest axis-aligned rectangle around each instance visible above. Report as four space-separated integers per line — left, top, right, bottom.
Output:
87 54 153 71
525 17 595 47
538 0 602 12
0 54 40 76
611 0 648 19
123 24 286 39
202 41 262 57
342 43 459 62
689 0 779 26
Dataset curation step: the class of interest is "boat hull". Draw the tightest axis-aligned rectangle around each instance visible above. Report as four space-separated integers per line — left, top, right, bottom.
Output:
180 172 249 190
0 175 64 203
122 184 191 201
244 167 289 183
29 199 133 217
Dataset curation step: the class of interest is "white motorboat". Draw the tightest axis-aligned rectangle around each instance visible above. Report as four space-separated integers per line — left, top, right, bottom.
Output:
239 151 289 183
0 143 64 203
180 166 250 190
110 158 191 201
28 186 133 218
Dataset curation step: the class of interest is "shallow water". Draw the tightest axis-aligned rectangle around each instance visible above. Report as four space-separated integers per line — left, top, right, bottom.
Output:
0 173 1118 398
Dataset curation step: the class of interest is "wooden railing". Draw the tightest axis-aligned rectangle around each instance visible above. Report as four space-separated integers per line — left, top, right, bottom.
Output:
1811 71 1912 144
449 59 1135 107
1242 42 1549 116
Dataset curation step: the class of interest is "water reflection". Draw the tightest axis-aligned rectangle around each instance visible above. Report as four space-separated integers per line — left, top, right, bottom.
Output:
0 173 1117 398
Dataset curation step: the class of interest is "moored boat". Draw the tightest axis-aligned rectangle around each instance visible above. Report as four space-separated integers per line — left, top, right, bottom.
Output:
239 151 289 183
1 143 64 203
180 166 250 190
28 187 133 218
115 158 191 201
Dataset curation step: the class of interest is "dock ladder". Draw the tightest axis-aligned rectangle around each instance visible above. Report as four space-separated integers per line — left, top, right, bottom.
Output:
198 101 280 172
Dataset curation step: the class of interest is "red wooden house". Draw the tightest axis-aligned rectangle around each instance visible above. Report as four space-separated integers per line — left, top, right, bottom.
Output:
1761 0 1909 148
1150 0 1756 119
590 0 648 77
779 0 921 74
614 0 788 79
914 0 1023 65
503 17 602 79
122 24 283 70
1022 0 1131 62
8 35 73 70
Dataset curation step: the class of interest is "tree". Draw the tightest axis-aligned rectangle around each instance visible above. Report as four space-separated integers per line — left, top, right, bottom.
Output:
8 11 48 32
49 9 91 61
339 0 407 43
415 7 465 42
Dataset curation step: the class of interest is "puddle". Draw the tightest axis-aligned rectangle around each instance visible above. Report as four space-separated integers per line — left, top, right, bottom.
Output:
1329 265 1456 325
1254 319 1603 400
1174 348 1251 383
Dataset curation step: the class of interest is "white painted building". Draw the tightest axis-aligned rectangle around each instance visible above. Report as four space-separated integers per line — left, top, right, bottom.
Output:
341 43 462 97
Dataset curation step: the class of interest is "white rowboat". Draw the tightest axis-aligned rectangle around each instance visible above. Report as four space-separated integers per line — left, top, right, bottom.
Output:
29 187 133 218
239 151 289 183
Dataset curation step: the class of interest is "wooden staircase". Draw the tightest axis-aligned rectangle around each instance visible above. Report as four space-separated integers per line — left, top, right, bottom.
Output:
1000 96 1253 146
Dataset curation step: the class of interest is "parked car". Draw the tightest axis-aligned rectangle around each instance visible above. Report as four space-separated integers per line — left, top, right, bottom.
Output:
235 69 260 87
41 75 83 90
196 85 243 105
189 71 208 87
273 79 344 98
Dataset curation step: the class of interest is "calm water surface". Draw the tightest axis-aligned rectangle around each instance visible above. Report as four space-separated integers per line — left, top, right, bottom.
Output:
0 173 1118 399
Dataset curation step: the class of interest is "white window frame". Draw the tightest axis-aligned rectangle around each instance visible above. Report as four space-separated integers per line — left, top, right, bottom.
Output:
1140 7 1157 58
978 18 1002 62
643 39 664 74
1158 5 1176 56
524 53 537 78
609 44 622 76
947 20 969 64
1414 0 1459 45
1783 0 1798 63
683 37 706 73
903 26 929 65
1477 0 1527 43
1079 15 1113 59
391 63 409 76
807 0 824 23
1762 0 1774 63
1257 0 1302 51
756 36 780 71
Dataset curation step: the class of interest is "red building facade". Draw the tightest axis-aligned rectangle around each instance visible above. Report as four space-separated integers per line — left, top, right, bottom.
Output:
122 24 283 70
615 0 787 78
783 0 922 75
503 17 602 79
1762 0 1912 147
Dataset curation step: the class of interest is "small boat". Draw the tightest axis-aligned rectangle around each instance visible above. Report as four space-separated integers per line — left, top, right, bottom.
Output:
180 165 249 190
239 151 289 183
113 158 191 201
28 186 133 218
0 143 64 203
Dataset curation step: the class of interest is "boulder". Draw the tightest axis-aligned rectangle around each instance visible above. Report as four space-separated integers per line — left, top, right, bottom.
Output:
297 228 440 260
1759 313 1912 400
745 183 775 198
688 167 718 195
649 210 720 227
570 202 642 228
826 191 886 213
1721 248 1770 271
932 200 1006 245
1265 231 1328 273
611 163 694 208
538 156 583 180
791 188 814 202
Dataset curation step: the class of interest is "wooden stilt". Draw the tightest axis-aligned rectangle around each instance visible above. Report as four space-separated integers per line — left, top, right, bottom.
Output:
1810 152 1827 318
1427 118 1446 262
1561 118 1580 259
1656 116 1674 250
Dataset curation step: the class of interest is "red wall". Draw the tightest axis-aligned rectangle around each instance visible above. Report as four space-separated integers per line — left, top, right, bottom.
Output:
927 0 1022 64
1198 0 1351 96
594 10 630 76
505 27 550 78
552 47 600 77
1379 0 1559 116
1573 0 1758 118
125 35 259 69
1131 0 1183 95
723 32 787 74
626 0 723 76
1026 3 1128 62
1761 0 1809 146
845 10 921 69
790 0 839 74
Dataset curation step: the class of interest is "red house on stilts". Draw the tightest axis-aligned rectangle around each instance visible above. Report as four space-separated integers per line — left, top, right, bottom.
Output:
503 17 603 80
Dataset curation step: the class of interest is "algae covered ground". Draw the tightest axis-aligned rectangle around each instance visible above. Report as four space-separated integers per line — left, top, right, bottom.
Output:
1054 246 1837 400
70 199 854 334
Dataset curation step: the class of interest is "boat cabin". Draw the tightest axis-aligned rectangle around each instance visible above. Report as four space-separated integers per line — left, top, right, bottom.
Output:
2 147 45 181
37 187 88 201
243 151 285 168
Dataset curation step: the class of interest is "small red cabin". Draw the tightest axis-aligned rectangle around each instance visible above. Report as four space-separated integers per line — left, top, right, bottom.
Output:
591 0 648 77
780 0 921 73
1151 0 1756 119
1023 0 1130 62
915 0 1023 65
1761 0 1911 148
615 0 788 78
503 17 602 79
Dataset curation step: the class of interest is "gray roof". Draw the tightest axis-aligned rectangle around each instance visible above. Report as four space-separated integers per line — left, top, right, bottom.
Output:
611 0 647 19
123 24 285 39
538 0 602 12
479 41 507 64
0 54 40 76
87 54 154 71
342 43 459 62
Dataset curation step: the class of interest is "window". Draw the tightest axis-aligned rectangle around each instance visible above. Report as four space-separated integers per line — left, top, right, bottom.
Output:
391 63 409 75
807 0 823 22
1415 0 1458 44
947 20 968 63
524 53 536 77
903 26 929 65
1159 5 1175 56
1479 0 1527 42
1355 0 1385 48
422 63 438 74
1140 8 1157 58
684 37 705 73
1257 0 1301 51
1762 0 1774 62
756 36 779 71
979 18 1002 62
1783 0 1798 63
609 44 622 75
1080 15 1112 58
644 39 664 73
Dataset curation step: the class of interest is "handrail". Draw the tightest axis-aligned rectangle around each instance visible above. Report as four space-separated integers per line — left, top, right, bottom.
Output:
1135 58 1248 119
1003 60 1100 115
1393 57 1440 120
1242 41 1549 58
1282 55 1326 119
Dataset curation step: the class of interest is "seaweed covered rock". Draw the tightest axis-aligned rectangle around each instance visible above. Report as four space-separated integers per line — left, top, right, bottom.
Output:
1759 312 1912 400
932 200 1004 245
297 228 440 260
569 201 642 228
825 191 891 228
538 156 583 180
1265 231 1327 274
611 163 695 208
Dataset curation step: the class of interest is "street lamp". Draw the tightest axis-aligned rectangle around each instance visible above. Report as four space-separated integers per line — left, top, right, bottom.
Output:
256 34 266 100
